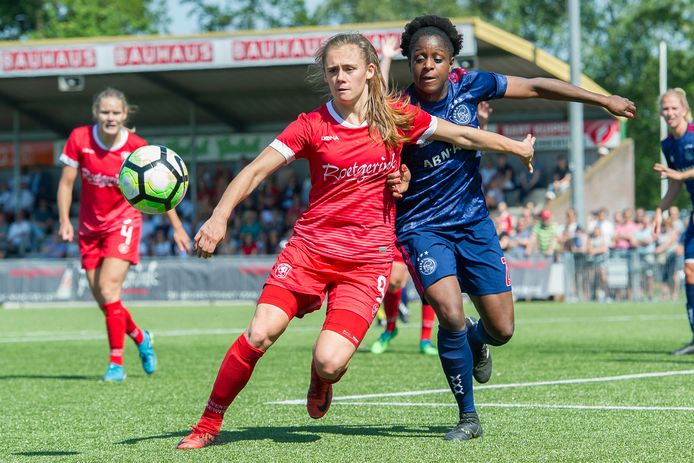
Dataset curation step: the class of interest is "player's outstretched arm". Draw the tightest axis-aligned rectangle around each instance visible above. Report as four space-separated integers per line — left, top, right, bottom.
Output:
57 165 78 242
653 163 685 236
194 147 286 258
504 76 636 119
432 118 536 172
165 208 192 253
653 163 694 182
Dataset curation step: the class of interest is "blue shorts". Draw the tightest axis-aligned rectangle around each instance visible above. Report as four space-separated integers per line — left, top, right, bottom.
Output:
684 215 694 262
396 216 512 297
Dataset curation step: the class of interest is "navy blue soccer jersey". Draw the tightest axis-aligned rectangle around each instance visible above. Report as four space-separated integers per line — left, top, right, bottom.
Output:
396 69 508 234
663 123 694 205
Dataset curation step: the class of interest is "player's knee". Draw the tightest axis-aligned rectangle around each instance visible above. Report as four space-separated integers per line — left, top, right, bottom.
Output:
486 320 514 345
313 356 347 380
245 326 278 350
97 281 121 303
434 304 465 330
494 324 514 344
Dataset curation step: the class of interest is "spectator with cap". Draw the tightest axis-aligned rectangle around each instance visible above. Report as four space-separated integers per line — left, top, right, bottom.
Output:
527 209 560 258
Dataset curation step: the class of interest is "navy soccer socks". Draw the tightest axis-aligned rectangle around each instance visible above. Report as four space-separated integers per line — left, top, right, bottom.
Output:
437 326 475 415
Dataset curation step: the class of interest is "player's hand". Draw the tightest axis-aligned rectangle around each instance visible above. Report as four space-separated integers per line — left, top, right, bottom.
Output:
605 95 636 119
386 164 411 199
172 226 192 254
380 35 400 60
653 163 683 181
516 134 536 173
193 214 227 259
59 222 74 242
477 101 493 130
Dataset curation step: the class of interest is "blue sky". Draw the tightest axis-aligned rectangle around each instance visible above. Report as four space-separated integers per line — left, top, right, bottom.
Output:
166 0 322 35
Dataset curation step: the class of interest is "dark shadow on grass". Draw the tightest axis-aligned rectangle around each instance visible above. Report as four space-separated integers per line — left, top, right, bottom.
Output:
609 358 693 366
13 451 80 457
619 350 682 355
0 374 91 381
119 424 449 447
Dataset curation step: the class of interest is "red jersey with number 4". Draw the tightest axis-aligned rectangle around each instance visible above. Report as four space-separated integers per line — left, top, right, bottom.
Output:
270 101 437 263
60 125 145 233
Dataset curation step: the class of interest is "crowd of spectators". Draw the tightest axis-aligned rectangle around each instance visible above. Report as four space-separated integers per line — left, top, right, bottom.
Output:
1 160 686 302
480 152 573 209
0 161 306 259
491 201 686 302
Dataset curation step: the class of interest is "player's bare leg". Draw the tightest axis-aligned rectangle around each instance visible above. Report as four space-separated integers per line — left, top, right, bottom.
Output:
178 304 290 449
308 330 356 419
467 292 515 384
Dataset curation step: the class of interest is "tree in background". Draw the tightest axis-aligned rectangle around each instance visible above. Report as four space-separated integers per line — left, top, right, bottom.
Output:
181 0 315 31
0 0 168 39
466 0 694 208
309 0 693 208
2 0 690 207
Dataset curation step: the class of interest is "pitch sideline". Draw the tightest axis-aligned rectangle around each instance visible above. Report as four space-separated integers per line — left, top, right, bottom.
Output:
270 369 694 411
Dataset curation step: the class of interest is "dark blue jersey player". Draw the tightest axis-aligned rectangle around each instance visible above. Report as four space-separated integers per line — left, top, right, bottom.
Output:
653 88 694 356
380 15 636 440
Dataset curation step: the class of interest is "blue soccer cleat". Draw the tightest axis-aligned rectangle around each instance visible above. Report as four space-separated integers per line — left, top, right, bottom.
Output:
138 330 157 375
102 363 126 382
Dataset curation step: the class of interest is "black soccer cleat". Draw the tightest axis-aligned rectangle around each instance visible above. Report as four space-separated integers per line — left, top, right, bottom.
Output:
443 412 484 441
672 343 694 356
466 316 492 383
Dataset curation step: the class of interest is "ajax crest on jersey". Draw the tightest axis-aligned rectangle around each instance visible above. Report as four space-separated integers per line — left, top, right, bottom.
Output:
450 103 473 125
119 145 189 214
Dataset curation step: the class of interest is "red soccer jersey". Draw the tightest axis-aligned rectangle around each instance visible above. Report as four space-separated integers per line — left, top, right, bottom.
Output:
60 125 146 233
270 101 436 263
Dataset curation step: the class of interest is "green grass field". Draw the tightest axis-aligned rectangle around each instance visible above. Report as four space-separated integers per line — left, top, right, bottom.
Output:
2 300 694 463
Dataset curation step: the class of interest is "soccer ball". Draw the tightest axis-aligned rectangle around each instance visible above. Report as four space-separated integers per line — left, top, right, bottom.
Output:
119 145 189 214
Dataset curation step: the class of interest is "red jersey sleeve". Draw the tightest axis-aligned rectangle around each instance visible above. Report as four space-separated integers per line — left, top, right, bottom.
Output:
59 128 82 168
269 113 315 163
401 103 437 146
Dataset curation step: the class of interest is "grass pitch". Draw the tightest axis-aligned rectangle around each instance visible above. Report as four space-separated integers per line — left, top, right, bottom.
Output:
1 300 693 463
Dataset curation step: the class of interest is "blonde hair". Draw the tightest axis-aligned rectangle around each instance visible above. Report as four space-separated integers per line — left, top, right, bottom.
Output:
309 33 415 149
92 87 138 127
660 88 692 123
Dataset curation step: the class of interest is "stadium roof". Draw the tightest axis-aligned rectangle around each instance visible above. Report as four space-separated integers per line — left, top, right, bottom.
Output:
0 17 615 142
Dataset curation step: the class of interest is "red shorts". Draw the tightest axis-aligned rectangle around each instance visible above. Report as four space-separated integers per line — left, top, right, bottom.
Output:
261 239 392 343
79 219 141 270
259 285 370 347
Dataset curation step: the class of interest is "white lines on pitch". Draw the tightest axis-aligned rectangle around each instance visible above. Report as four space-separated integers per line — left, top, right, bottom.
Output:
1 313 684 343
0 326 320 343
328 402 694 412
270 369 694 406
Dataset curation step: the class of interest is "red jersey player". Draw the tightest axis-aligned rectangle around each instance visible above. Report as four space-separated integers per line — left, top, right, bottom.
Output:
57 88 191 382
177 32 534 449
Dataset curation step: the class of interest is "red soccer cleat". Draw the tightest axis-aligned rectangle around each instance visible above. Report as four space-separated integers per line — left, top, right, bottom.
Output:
307 363 332 419
176 427 218 450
